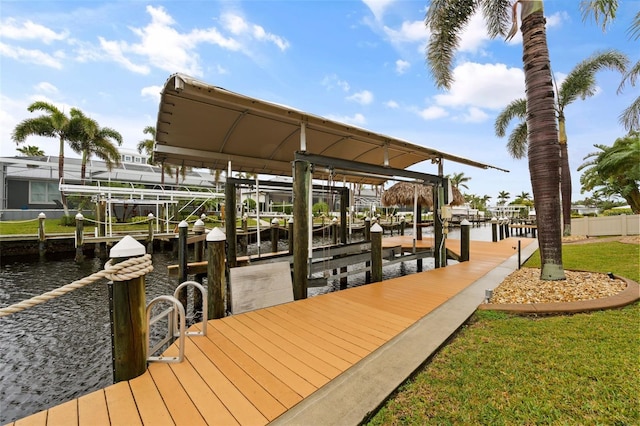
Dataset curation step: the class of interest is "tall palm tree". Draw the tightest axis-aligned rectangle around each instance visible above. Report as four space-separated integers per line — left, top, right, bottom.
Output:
497 190 511 206
581 1 640 131
68 109 122 184
517 191 531 201
427 0 566 280
16 145 44 156
137 125 173 186
496 49 628 235
578 131 640 213
446 172 471 190
12 101 79 214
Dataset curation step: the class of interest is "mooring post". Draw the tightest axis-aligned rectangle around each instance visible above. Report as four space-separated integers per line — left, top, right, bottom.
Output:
206 227 227 319
460 219 470 262
241 213 248 255
146 212 154 254
517 239 522 269
498 217 505 240
400 215 405 236
75 212 84 263
331 217 338 245
491 217 498 242
108 236 147 383
177 220 189 309
38 212 46 257
193 218 205 316
271 218 280 253
364 216 371 283
288 217 294 255
370 223 383 283
292 159 310 300
225 180 237 268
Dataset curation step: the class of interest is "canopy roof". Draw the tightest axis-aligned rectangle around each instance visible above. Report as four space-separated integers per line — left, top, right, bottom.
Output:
154 73 507 185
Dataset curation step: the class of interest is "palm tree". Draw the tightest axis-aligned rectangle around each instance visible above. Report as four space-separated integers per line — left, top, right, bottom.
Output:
497 191 511 206
12 101 79 214
447 172 471 190
16 145 44 156
496 50 628 235
68 109 122 184
578 131 640 213
581 1 640 131
137 125 173 186
517 191 531 201
426 0 566 280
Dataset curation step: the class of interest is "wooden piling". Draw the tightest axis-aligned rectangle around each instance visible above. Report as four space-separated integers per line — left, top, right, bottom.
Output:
288 217 294 255
75 212 84 263
293 160 310 300
370 223 383 283
491 217 498 242
146 213 154 254
38 212 46 257
364 217 371 283
177 220 188 309
108 236 147 383
460 219 470 262
206 228 227 319
499 218 505 240
193 218 205 315
225 180 238 268
271 218 280 253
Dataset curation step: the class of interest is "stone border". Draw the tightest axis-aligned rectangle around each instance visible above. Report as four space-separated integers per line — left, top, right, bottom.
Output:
477 275 640 314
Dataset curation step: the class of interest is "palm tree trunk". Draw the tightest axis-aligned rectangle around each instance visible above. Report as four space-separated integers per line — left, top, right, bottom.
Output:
521 8 565 280
559 142 572 236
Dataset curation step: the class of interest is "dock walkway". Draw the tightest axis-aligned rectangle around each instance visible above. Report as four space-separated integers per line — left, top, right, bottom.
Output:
10 237 538 426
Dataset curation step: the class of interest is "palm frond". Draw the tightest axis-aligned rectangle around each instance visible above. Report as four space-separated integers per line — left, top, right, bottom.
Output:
507 122 528 159
494 98 526 137
580 0 618 31
619 95 640 132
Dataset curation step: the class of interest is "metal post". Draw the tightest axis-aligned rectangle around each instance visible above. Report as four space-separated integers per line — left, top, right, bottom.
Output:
460 219 470 262
75 212 84 263
177 220 188 309
193 218 205 316
38 212 46 257
517 239 522 269
370 223 383 283
108 236 147 382
491 217 498 242
206 228 227 319
271 218 280 253
146 212 154 254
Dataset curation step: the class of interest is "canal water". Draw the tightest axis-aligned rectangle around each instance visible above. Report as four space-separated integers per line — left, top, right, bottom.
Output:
0 225 495 423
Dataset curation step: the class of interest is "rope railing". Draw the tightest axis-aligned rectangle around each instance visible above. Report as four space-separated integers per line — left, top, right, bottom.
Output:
0 254 153 318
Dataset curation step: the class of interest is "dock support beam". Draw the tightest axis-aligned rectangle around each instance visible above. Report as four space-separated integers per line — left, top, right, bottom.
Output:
293 159 310 300
108 237 147 383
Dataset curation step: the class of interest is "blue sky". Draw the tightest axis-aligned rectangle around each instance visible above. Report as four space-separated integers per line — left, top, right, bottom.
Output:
1 0 637 204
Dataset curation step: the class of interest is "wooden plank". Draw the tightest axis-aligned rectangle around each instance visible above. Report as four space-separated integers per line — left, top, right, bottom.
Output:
147 362 207 426
77 389 109 426
167 339 268 425
192 323 305 408
230 262 293 314
46 399 77 426
13 410 47 426
104 382 142 426
128 370 174 425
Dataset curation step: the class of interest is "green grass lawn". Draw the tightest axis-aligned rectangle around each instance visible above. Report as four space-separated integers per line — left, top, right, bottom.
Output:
367 241 640 425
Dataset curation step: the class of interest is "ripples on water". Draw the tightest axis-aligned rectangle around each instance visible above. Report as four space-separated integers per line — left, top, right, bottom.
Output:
0 225 492 423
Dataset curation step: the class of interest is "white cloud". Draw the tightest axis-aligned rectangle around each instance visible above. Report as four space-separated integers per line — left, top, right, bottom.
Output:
0 18 68 44
0 42 64 69
416 106 448 120
385 100 399 108
383 20 428 45
458 12 491 54
221 12 290 51
141 85 162 103
395 59 410 74
362 0 396 21
434 62 524 110
322 74 350 92
460 106 489 123
98 37 151 74
546 11 570 29
326 113 367 126
34 82 59 94
347 90 374 105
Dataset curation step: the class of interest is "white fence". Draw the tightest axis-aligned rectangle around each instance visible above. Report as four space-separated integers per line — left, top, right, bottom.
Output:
571 214 639 236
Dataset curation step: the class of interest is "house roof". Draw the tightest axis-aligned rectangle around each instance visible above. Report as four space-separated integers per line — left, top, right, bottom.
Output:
153 73 508 185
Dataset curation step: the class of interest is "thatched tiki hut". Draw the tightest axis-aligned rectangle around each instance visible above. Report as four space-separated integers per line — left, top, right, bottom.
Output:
381 181 464 239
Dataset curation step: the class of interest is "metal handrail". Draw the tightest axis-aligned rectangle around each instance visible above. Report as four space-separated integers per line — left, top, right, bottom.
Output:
146 295 186 363
173 281 208 337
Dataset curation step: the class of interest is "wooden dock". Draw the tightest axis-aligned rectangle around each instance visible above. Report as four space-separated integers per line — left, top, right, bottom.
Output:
10 237 537 426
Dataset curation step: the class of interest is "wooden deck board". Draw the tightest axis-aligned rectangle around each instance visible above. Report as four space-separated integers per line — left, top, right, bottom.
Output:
21 237 535 426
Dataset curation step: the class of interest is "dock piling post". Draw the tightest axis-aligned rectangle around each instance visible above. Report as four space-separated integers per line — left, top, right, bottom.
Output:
364 216 371 283
38 212 46 258
108 236 147 383
288 217 294 255
491 217 498 242
75 212 84 263
206 227 227 319
177 220 189 309
400 215 405 236
146 213 154 254
271 218 280 253
370 223 383 283
460 219 470 262
193 218 206 316
498 217 505 240
241 214 248 255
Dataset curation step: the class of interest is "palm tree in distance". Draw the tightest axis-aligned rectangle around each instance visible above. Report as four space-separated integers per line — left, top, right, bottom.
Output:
12 101 79 214
581 1 640 132
497 191 511 206
517 191 531 202
16 145 44 156
446 172 471 191
426 0 566 280
495 49 628 236
137 125 174 186
68 109 122 184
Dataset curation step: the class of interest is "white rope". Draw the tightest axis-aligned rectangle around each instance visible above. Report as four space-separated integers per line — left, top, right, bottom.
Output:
0 254 153 318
